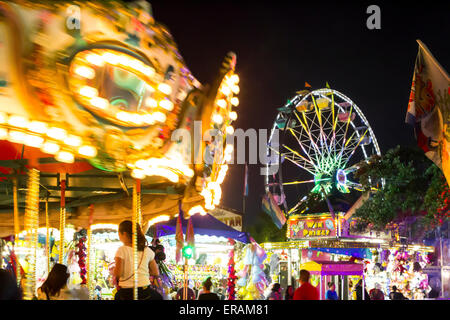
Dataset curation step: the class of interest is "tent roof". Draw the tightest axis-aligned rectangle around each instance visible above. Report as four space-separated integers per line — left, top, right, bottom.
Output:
151 213 250 243
300 260 364 276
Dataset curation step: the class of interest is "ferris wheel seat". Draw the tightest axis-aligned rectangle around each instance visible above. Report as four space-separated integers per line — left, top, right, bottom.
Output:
315 98 329 109
338 112 356 122
295 102 310 112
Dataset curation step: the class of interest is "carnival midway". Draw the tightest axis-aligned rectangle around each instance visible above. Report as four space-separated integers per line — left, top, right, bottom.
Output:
0 0 448 302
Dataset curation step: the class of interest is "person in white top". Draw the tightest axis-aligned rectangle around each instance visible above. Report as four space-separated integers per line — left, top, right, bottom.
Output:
113 220 161 300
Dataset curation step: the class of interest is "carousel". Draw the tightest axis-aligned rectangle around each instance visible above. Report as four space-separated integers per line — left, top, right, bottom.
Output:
0 0 240 300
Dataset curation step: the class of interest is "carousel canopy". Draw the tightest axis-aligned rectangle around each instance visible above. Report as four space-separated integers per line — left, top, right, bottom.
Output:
150 213 250 244
300 260 364 276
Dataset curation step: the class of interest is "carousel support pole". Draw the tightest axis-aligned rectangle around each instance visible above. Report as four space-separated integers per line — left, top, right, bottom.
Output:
362 274 365 300
341 275 344 300
132 179 141 300
287 249 292 286
23 168 40 300
87 204 94 300
183 257 188 300
59 176 67 265
45 196 50 274
13 176 21 287
319 274 323 300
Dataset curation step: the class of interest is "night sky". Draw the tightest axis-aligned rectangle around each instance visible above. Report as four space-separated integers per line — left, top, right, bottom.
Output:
149 0 450 227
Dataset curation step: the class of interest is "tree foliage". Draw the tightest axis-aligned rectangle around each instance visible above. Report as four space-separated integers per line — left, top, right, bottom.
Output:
353 145 449 230
247 210 287 243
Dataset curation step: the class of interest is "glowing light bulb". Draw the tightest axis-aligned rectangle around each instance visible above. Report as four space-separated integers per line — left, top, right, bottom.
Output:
159 99 174 111
225 144 234 154
226 126 234 135
55 151 75 163
230 74 239 84
231 97 239 106
212 114 223 124
158 83 172 95
90 97 108 110
41 142 60 154
142 66 155 77
130 114 143 125
28 121 48 134
131 169 146 180
135 159 148 169
231 84 240 94
74 66 96 79
8 130 26 143
7 115 28 128
145 98 158 108
78 145 97 158
85 53 104 66
64 135 82 147
24 135 44 148
142 114 155 124
220 86 231 96
79 86 98 98
229 111 238 121
152 112 166 123
0 112 7 124
116 111 130 122
47 127 67 140
102 52 119 65
0 128 7 138
216 99 227 108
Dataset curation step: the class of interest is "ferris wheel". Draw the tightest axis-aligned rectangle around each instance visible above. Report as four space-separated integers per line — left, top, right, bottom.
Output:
265 87 381 216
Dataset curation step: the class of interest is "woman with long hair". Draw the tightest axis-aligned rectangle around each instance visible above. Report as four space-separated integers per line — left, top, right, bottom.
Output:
37 263 70 300
113 220 161 300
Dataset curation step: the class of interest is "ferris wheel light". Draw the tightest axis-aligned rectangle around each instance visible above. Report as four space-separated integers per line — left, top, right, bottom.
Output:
231 97 239 106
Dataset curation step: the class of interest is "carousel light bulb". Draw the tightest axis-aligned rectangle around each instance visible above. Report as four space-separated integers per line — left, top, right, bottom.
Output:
79 86 98 98
142 66 155 77
158 83 172 95
78 145 97 158
226 126 235 135
41 142 60 154
64 135 82 147
116 111 130 122
230 74 239 84
152 112 166 123
231 97 239 106
142 114 155 124
212 114 223 124
24 135 44 148
85 53 104 67
159 99 174 111
74 66 96 79
216 99 227 108
130 114 143 125
231 84 240 94
146 85 155 93
47 127 67 140
220 86 231 96
102 52 119 65
0 128 7 138
225 144 234 154
7 115 28 128
145 98 158 108
131 169 146 180
28 121 48 134
229 111 238 121
89 97 109 110
135 159 148 169
0 112 6 124
55 151 74 163
188 205 207 216
8 130 26 143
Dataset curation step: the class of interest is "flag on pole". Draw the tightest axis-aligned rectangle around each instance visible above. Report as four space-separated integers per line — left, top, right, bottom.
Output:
175 208 184 263
305 82 312 88
262 191 286 229
185 217 195 247
243 163 249 197
405 40 450 186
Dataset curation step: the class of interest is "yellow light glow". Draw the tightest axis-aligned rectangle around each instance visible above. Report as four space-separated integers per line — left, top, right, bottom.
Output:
8 130 26 143
24 135 44 148
7 115 28 128
64 135 82 147
188 205 207 216
28 121 48 134
145 98 158 108
226 126 234 135
146 85 155 93
231 85 240 94
220 86 231 96
85 53 104 66
142 114 155 124
148 215 170 226
225 144 234 154
79 86 98 98
230 74 239 84
41 142 60 154
90 223 118 232
47 127 67 140
231 97 239 106
131 169 146 180
217 99 227 108
90 97 108 109
159 99 174 111
212 114 223 124
229 111 238 121
144 167 179 183
0 112 7 124
102 52 119 65
74 66 96 79
152 112 166 123
158 83 172 95
0 128 7 138
55 151 75 163
116 111 130 122
135 159 148 169
143 66 155 77
78 145 97 158
130 114 143 125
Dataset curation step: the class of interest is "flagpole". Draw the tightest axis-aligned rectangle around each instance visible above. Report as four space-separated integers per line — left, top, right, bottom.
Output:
416 39 450 81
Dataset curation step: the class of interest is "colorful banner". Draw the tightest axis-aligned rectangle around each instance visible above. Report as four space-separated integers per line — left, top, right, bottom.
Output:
288 214 340 239
406 40 450 186
262 192 286 229
185 217 195 247
175 208 184 263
